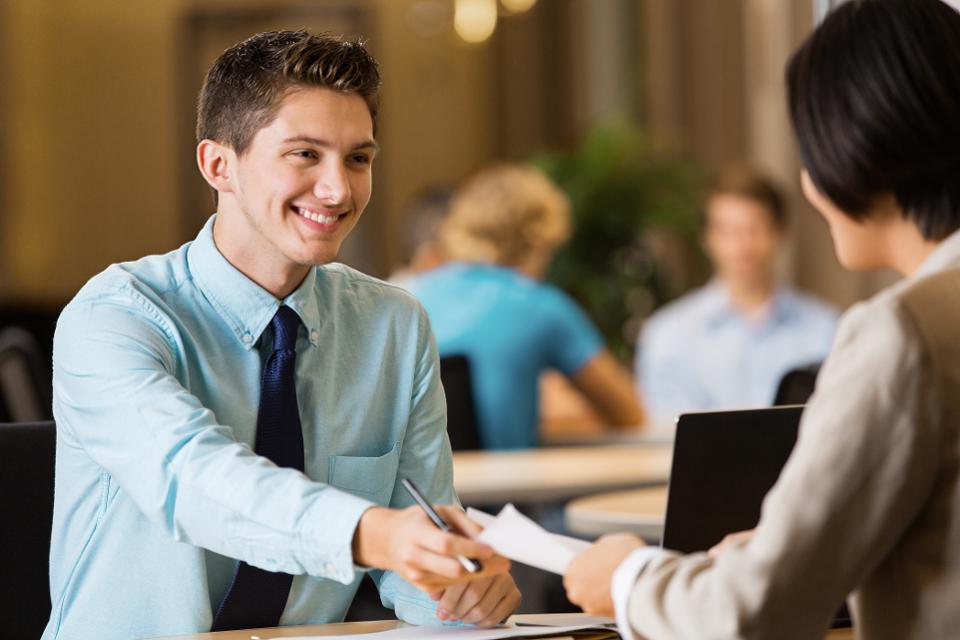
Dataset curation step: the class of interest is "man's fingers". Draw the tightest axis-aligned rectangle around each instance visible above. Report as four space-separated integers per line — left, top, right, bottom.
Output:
441 506 484 537
460 575 509 623
482 590 522 627
419 525 495 562
448 576 492 620
403 545 470 586
469 581 522 627
437 582 469 620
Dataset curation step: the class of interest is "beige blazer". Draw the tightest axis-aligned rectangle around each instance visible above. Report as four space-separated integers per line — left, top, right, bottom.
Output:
624 231 960 639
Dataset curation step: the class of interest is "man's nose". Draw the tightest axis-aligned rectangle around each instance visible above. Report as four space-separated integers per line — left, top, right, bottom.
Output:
314 160 350 205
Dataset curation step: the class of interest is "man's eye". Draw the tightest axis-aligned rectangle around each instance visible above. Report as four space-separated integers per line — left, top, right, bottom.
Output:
349 154 371 165
292 150 318 160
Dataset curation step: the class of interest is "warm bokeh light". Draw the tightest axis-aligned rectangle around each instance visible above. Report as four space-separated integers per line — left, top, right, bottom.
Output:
501 0 537 14
454 0 497 43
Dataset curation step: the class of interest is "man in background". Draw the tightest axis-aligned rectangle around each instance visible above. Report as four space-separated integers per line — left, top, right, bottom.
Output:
636 165 838 421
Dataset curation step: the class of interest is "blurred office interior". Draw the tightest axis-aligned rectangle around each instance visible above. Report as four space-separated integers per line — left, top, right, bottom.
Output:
0 0 907 625
0 0 893 373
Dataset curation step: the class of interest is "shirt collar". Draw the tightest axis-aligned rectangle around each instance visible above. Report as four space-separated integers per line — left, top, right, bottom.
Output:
187 215 322 350
913 227 960 280
703 280 792 329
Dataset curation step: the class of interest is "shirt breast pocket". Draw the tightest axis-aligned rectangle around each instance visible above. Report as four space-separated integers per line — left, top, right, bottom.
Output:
327 441 401 506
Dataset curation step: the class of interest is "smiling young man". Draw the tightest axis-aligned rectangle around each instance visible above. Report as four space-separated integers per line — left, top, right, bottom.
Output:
42 31 518 640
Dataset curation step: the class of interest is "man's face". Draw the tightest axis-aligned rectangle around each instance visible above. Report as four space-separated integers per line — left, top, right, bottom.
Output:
703 194 781 284
218 87 376 272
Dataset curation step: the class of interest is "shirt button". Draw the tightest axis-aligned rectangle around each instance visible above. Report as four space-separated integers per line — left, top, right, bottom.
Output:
241 333 253 345
310 330 319 342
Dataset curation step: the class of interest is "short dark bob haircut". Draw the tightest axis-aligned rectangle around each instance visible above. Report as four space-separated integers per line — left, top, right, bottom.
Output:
787 0 960 240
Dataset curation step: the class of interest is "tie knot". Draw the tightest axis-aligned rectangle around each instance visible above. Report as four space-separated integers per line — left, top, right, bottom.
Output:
270 306 301 352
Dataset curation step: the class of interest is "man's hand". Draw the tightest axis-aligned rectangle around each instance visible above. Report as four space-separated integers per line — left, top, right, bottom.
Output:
564 534 645 617
353 505 510 593
434 572 521 627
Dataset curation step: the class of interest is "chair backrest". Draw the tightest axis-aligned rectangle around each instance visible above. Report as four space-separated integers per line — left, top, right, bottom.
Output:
439 355 483 451
772 362 822 406
0 420 55 637
0 327 53 422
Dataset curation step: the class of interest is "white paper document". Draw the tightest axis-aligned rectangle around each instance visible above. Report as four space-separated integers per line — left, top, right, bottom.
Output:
273 621 613 640
467 505 591 575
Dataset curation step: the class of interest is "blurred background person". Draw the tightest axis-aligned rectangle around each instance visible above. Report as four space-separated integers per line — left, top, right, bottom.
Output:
407 163 645 450
637 166 839 421
388 184 455 288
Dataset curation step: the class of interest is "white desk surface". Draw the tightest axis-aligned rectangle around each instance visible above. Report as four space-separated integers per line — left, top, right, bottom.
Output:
564 486 668 540
452 444 672 505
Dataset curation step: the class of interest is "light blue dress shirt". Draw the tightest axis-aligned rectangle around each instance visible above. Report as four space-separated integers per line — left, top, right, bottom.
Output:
407 263 604 450
43 216 454 640
636 282 839 421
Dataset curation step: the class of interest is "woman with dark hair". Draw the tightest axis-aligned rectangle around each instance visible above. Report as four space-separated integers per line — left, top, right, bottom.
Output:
561 1 960 638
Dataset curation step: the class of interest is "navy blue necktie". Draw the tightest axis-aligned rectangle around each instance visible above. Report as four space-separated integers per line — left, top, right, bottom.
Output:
212 306 304 631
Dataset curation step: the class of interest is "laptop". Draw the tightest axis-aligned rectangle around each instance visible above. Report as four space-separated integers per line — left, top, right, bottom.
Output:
661 406 852 628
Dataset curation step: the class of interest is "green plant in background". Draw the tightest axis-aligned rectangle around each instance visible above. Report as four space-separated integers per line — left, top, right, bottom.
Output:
533 121 705 362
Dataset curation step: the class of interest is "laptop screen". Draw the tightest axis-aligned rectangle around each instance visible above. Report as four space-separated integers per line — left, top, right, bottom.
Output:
662 406 802 553
660 405 851 628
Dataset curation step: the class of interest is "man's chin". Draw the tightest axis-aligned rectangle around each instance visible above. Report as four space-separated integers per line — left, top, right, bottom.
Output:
287 237 346 265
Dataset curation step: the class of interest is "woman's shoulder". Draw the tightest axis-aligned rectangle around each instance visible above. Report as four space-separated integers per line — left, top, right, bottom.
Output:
890 267 960 355
836 268 960 362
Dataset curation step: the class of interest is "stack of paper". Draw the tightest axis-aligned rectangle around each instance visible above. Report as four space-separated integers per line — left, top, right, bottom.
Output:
275 620 617 640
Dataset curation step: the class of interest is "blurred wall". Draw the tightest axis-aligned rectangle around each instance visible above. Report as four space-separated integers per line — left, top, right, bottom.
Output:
0 0 508 303
641 0 897 308
0 0 895 309
2 0 183 304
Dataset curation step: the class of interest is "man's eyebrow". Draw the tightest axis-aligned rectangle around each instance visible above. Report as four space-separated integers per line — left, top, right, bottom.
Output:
282 136 379 152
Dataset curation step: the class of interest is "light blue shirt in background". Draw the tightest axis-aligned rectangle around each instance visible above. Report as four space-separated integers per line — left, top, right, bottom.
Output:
636 281 839 422
407 263 604 450
44 216 453 640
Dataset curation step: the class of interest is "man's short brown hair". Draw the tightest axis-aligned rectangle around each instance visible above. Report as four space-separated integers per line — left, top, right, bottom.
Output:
703 165 787 230
196 30 381 154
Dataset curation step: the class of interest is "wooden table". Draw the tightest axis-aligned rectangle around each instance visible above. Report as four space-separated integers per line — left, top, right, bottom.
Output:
565 486 668 540
452 444 672 505
149 614 854 639
151 619 401 639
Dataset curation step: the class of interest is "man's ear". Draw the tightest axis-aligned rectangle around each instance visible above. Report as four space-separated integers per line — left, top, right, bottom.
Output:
197 139 236 195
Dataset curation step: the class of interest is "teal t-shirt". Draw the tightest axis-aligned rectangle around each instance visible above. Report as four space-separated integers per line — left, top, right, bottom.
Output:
408 263 604 449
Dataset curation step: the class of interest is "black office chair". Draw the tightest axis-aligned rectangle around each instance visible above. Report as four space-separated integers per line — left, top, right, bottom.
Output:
0 420 56 638
773 362 822 406
439 355 483 451
0 327 53 422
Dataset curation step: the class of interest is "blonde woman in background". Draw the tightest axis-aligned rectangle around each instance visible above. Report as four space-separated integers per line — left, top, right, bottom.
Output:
407 164 645 450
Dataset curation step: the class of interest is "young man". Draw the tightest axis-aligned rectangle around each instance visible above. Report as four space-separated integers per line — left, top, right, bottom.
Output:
43 31 518 640
636 166 838 420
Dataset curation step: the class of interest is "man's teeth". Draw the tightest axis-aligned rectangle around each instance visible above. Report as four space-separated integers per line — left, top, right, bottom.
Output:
298 208 340 224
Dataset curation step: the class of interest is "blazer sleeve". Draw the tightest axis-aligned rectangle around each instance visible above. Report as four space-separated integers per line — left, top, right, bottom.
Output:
621 296 942 640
